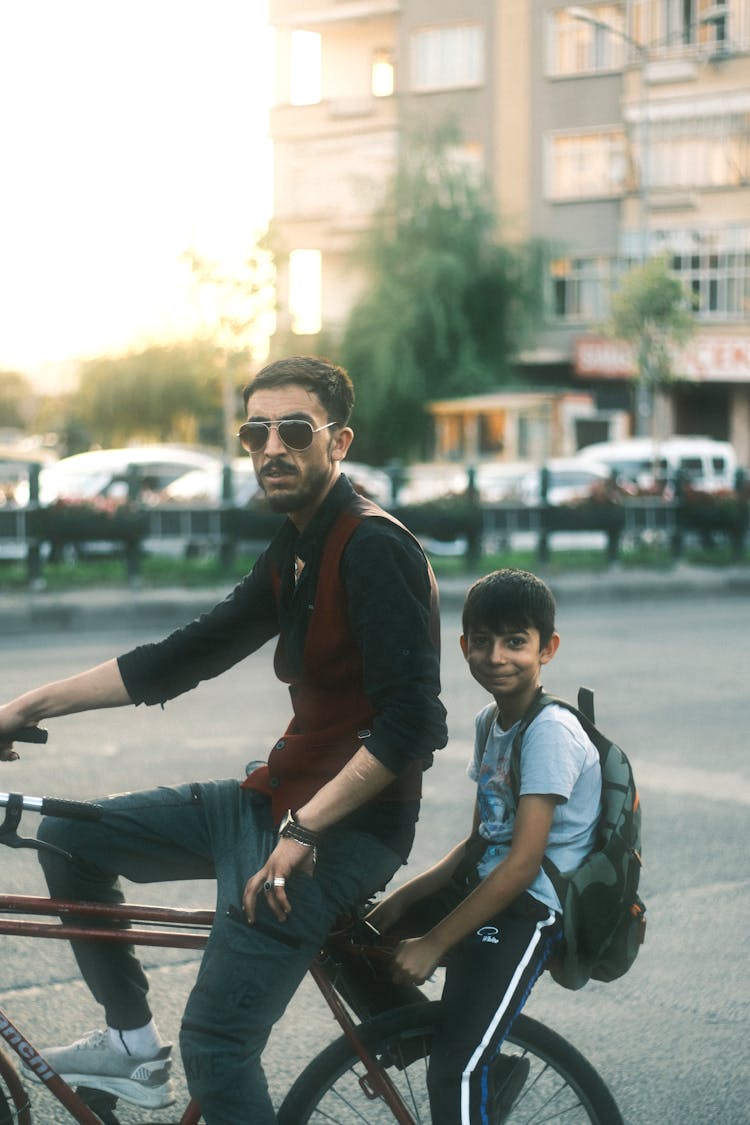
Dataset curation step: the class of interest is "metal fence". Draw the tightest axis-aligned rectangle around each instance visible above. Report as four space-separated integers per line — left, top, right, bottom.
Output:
1 490 746 585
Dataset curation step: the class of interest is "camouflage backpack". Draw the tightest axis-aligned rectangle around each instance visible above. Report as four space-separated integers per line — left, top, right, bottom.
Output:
508 687 646 991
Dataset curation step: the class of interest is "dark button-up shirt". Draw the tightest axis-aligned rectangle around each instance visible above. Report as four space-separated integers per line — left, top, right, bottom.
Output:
117 475 447 850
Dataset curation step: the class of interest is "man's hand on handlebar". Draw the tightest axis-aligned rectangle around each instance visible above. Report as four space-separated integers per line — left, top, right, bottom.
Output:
0 720 48 762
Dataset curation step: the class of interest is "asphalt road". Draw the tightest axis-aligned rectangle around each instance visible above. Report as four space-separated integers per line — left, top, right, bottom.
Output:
1 594 748 1124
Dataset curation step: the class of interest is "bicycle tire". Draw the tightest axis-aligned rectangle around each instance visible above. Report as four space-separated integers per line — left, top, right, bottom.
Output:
277 1000 624 1124
0 1051 31 1125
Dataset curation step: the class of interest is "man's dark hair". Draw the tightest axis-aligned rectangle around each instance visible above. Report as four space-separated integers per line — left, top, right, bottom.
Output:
462 569 556 647
243 356 355 426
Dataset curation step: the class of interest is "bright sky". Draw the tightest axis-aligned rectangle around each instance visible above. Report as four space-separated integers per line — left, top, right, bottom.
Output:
0 1 273 384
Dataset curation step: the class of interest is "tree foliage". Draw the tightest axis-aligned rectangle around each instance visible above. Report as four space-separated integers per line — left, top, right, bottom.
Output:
610 255 695 387
182 245 275 356
0 370 34 431
64 242 275 452
71 339 241 449
339 126 545 462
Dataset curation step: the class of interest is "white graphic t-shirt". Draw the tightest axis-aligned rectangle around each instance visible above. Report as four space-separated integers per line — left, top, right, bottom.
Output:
467 702 602 914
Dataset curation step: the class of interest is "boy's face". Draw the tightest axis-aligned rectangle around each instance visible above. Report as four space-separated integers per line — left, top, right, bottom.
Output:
460 623 560 707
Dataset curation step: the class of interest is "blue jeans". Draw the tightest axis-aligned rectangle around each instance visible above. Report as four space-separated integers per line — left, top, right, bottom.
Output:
38 779 403 1124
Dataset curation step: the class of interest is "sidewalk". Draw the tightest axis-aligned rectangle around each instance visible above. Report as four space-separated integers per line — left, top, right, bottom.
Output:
1 564 748 635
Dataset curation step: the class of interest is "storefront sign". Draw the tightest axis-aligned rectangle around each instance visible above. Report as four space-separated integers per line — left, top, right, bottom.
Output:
574 335 750 383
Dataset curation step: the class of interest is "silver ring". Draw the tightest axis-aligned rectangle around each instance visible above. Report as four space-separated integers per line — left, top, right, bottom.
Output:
263 880 272 892
273 877 286 886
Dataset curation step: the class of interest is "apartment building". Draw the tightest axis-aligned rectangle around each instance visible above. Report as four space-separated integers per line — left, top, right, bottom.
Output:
268 1 750 464
542 1 750 463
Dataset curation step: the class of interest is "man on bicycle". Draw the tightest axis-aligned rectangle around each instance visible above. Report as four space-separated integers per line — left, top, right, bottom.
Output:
0 355 448 1124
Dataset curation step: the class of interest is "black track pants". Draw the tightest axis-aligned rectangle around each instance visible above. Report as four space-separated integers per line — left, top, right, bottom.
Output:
427 895 561 1125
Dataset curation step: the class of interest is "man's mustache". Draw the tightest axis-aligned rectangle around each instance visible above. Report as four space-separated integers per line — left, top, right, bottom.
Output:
260 458 298 478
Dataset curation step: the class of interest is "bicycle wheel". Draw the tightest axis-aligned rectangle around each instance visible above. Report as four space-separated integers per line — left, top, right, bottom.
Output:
277 1000 623 1124
0 1051 31 1125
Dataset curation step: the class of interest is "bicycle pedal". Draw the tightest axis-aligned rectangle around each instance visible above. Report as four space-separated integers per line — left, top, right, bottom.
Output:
76 1085 122 1124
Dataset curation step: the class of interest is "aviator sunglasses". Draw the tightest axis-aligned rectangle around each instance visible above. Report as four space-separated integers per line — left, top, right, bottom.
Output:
238 418 338 454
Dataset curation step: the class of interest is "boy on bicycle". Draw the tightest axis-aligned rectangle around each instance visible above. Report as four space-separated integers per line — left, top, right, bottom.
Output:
367 568 602 1125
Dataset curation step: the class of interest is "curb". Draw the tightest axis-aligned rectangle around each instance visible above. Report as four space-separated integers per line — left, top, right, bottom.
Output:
0 566 748 635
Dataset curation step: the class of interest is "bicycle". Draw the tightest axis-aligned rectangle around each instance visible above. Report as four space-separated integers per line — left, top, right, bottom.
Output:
0 743 625 1123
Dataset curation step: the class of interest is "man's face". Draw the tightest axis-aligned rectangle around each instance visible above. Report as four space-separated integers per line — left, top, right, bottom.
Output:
243 385 353 526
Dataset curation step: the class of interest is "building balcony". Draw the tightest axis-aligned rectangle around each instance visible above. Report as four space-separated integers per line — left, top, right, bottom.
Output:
270 0 399 28
270 93 397 140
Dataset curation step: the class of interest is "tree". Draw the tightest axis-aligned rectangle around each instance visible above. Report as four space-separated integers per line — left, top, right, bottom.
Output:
182 243 275 453
71 339 234 448
339 126 545 462
0 370 34 432
609 256 695 438
67 240 275 452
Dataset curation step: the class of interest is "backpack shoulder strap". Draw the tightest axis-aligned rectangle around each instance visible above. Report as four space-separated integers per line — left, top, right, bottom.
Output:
476 703 499 763
577 686 595 725
509 686 600 799
509 688 556 801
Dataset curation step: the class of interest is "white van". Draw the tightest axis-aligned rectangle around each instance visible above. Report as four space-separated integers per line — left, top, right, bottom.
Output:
576 437 738 493
15 445 222 507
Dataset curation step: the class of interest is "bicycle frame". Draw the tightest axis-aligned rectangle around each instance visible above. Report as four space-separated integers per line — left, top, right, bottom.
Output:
0 893 417 1125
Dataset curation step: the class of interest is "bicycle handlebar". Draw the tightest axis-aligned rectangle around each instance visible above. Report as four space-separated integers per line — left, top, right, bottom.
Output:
8 726 49 744
0 792 102 822
1 728 102 825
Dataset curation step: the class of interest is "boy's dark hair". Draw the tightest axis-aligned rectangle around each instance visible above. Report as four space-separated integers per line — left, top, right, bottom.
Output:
462 569 556 646
243 356 355 426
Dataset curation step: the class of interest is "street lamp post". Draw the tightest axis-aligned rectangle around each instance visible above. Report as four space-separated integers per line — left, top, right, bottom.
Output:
565 6 652 434
566 7 651 264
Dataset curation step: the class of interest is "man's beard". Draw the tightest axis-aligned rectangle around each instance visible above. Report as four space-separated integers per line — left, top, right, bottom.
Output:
258 458 333 513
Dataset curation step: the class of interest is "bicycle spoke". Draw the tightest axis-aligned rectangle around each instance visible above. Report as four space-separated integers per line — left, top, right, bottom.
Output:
384 1037 428 1125
280 1002 621 1125
318 1062 390 1125
501 1049 603 1123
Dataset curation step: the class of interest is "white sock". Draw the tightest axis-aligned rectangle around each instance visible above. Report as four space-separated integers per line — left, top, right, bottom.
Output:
107 1019 164 1059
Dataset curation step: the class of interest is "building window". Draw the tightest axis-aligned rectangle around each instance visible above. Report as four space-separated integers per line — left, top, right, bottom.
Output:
410 24 484 92
670 242 750 320
290 30 321 106
551 228 750 325
547 4 626 76
662 0 699 44
372 47 395 98
550 256 617 321
644 112 750 189
630 0 728 54
288 249 322 335
547 129 627 199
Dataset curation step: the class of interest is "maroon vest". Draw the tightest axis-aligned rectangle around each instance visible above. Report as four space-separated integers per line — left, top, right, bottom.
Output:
243 495 439 824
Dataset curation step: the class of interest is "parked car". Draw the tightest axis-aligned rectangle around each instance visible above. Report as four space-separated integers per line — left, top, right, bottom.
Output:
160 459 262 506
343 462 393 505
475 462 533 503
575 436 738 494
10 446 224 561
396 463 469 505
395 462 534 507
0 448 56 507
513 459 613 506
14 446 222 507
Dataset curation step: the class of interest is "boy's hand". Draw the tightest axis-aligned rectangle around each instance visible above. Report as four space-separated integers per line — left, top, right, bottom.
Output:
364 893 406 936
390 935 442 986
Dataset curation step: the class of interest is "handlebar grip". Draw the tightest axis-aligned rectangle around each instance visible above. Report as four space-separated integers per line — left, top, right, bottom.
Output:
11 726 49 744
40 797 102 821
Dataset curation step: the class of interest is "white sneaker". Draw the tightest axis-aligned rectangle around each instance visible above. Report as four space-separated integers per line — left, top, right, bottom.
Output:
25 1028 175 1109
